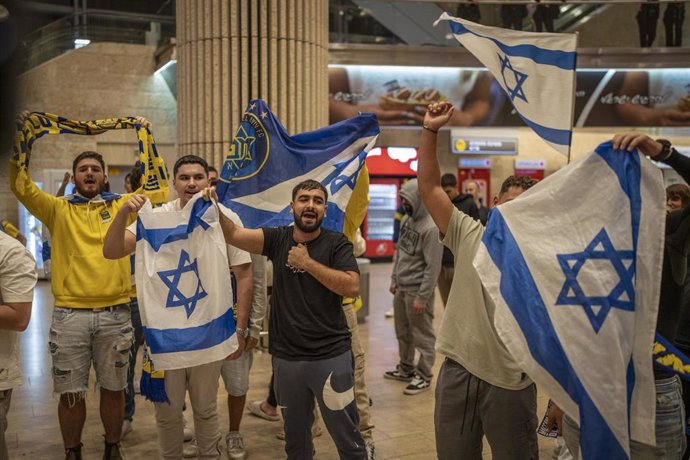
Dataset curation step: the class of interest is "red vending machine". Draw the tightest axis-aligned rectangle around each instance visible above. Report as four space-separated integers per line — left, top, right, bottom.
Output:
363 147 418 259
514 159 546 181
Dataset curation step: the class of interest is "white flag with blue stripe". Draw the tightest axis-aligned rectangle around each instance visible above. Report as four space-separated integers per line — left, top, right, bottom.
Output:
135 195 237 371
474 143 665 458
435 13 577 155
216 99 379 231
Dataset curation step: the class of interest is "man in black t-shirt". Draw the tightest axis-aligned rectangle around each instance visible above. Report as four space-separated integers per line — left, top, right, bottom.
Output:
208 179 366 460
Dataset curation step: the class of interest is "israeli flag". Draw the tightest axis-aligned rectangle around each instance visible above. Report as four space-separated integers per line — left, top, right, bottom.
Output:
135 195 237 371
474 143 665 458
435 13 577 156
216 99 379 230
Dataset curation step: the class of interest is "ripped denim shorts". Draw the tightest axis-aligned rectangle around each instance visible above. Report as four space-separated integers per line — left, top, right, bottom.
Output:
49 305 133 396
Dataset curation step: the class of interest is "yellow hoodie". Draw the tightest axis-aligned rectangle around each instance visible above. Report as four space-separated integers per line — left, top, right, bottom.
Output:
10 162 134 308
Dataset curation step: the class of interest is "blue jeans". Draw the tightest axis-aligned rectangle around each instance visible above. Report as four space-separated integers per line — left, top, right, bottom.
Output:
564 375 687 459
124 298 144 421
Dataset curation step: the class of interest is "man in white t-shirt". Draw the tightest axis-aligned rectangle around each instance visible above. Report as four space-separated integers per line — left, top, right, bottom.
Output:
103 155 252 459
0 231 38 460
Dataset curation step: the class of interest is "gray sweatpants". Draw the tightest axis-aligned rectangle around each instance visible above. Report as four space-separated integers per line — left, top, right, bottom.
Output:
434 358 538 460
393 289 436 381
273 351 366 460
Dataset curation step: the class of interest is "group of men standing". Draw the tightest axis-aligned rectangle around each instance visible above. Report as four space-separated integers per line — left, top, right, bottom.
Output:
4 113 372 460
5 98 690 460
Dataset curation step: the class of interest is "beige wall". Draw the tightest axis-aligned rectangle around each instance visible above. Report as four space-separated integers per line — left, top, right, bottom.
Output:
2 42 178 224
379 126 690 201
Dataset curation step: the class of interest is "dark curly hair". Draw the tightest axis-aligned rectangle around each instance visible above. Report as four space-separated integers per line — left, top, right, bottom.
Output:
499 175 538 196
667 183 690 207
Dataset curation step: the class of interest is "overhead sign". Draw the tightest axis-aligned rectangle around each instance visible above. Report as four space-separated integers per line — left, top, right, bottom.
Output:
452 137 518 155
515 159 546 170
459 158 492 169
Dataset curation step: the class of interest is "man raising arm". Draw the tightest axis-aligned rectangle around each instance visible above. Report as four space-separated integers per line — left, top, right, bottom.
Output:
418 101 539 460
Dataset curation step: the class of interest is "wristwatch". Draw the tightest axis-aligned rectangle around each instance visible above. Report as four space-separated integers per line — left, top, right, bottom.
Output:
236 327 249 338
655 139 673 161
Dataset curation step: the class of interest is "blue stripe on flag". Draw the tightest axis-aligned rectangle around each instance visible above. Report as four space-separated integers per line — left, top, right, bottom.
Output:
447 20 576 70
595 142 642 431
143 306 236 354
518 115 572 147
483 210 628 459
137 199 212 251
595 142 642 249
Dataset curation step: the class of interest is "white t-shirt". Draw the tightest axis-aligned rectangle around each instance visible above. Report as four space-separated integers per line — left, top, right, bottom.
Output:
437 209 532 390
0 233 37 391
126 199 251 268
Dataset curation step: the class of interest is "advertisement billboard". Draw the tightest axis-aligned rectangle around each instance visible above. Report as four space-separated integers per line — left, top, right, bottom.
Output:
329 65 690 128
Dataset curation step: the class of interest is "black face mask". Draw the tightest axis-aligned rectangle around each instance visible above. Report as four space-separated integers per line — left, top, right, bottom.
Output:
403 204 413 216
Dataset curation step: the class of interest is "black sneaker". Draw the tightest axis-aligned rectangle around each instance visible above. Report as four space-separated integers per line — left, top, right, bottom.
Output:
383 368 414 382
403 375 431 395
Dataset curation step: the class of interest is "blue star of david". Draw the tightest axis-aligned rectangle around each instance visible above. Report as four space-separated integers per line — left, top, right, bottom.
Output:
499 54 528 103
555 228 635 333
157 249 208 319
322 154 366 195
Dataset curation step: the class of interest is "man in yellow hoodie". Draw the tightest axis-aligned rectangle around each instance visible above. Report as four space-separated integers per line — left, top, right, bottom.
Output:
9 115 152 460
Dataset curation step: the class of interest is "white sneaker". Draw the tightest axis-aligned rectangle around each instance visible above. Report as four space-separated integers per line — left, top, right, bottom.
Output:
182 440 197 458
121 419 132 439
226 431 246 460
182 416 194 442
365 440 376 460
403 374 431 395
385 307 394 318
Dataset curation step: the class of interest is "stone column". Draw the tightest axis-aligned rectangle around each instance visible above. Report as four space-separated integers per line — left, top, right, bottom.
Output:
177 0 329 167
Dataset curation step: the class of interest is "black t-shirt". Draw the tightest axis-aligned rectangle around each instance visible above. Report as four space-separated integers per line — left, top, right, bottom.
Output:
262 226 359 360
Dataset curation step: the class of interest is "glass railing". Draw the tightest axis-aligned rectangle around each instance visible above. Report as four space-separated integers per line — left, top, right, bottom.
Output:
328 1 612 45
18 14 175 72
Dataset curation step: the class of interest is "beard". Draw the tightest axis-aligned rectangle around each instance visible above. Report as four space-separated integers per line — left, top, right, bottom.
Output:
294 212 324 233
74 182 105 199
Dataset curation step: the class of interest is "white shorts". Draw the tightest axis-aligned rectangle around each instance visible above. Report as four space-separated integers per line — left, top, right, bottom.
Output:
220 350 254 397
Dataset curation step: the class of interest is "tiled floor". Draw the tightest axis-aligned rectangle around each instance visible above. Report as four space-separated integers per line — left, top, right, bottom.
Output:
7 262 557 459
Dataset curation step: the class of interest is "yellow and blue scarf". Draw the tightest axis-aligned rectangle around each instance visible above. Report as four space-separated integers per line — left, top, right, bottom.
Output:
654 333 690 380
13 112 169 204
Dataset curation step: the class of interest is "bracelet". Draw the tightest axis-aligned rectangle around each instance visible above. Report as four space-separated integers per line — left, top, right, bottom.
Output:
654 139 674 162
422 125 438 134
658 147 675 162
